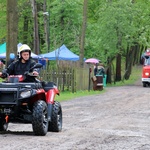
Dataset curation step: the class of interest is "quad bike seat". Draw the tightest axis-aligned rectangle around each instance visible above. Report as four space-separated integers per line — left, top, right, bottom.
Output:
42 81 57 92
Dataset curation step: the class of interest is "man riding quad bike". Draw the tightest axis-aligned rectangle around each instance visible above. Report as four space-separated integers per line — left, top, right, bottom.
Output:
0 44 62 136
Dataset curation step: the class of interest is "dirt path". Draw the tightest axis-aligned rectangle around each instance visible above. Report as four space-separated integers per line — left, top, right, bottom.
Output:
0 78 150 150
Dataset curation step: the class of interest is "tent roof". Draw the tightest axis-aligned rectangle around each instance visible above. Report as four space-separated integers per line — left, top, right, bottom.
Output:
0 43 6 54
40 44 79 61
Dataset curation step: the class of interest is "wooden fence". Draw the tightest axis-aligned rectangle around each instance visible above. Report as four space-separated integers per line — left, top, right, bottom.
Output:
40 66 91 92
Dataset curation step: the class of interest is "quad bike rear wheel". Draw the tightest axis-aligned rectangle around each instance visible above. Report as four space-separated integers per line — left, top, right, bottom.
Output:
32 100 48 136
48 101 62 132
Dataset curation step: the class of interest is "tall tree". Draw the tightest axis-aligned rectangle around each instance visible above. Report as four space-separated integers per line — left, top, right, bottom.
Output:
6 0 18 65
0 1 6 43
115 26 122 81
31 0 40 54
43 0 50 53
79 0 88 68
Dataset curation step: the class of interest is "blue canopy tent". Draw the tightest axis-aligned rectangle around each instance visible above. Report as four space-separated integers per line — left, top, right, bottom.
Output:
40 44 79 61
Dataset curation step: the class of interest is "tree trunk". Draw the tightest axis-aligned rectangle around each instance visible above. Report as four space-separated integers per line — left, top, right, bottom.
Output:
133 43 140 65
43 0 50 53
6 0 18 66
31 0 40 54
105 55 116 84
115 27 122 82
79 0 88 68
123 45 136 80
23 16 29 44
60 0 65 45
106 57 112 84
115 53 121 81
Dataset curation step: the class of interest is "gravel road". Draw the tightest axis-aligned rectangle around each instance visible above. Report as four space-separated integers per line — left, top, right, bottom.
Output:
0 78 150 150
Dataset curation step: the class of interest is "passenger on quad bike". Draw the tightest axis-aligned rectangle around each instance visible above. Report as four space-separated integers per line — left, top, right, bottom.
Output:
0 44 39 80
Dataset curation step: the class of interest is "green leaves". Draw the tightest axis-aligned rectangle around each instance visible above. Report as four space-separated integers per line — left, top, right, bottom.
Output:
86 0 150 63
0 0 149 61
0 1 6 42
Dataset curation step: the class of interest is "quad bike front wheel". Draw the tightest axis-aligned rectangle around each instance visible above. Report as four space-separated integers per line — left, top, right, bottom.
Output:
48 101 62 132
32 100 48 136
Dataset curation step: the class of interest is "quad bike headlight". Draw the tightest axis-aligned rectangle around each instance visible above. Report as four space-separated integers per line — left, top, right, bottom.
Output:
20 90 32 98
145 72 149 76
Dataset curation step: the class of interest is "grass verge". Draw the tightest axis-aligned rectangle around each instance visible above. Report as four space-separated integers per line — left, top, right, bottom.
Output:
55 89 106 102
107 65 142 87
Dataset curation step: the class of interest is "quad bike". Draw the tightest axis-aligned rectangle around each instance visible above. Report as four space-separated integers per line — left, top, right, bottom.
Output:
0 63 62 136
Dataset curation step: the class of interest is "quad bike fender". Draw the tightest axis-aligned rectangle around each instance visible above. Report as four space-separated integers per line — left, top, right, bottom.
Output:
46 88 59 122
46 88 59 104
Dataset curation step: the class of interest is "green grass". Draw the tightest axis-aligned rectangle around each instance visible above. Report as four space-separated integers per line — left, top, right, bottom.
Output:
0 78 4 82
107 65 142 87
55 89 105 102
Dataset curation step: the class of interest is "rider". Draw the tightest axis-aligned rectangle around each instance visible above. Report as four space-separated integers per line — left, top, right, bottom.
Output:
0 44 39 79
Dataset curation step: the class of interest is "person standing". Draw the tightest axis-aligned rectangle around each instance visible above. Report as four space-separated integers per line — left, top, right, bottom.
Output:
94 63 98 76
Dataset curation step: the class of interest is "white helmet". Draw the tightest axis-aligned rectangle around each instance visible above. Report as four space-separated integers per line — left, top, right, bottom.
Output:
18 44 31 58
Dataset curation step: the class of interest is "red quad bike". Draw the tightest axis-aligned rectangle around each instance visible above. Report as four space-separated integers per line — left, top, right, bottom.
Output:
142 52 150 87
0 63 62 136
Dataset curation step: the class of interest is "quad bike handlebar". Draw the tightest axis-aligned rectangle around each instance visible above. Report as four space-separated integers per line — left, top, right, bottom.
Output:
0 63 42 82
24 72 39 77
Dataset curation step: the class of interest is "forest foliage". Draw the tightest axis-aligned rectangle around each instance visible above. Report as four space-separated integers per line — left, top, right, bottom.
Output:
0 0 149 83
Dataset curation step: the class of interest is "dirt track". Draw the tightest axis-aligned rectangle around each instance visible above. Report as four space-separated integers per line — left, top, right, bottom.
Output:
0 78 150 150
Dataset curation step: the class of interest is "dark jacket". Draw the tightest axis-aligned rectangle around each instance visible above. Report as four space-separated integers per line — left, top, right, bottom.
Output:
94 67 97 76
6 58 36 76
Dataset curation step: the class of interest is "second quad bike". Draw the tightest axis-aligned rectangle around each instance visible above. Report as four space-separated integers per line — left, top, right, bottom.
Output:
0 63 62 136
